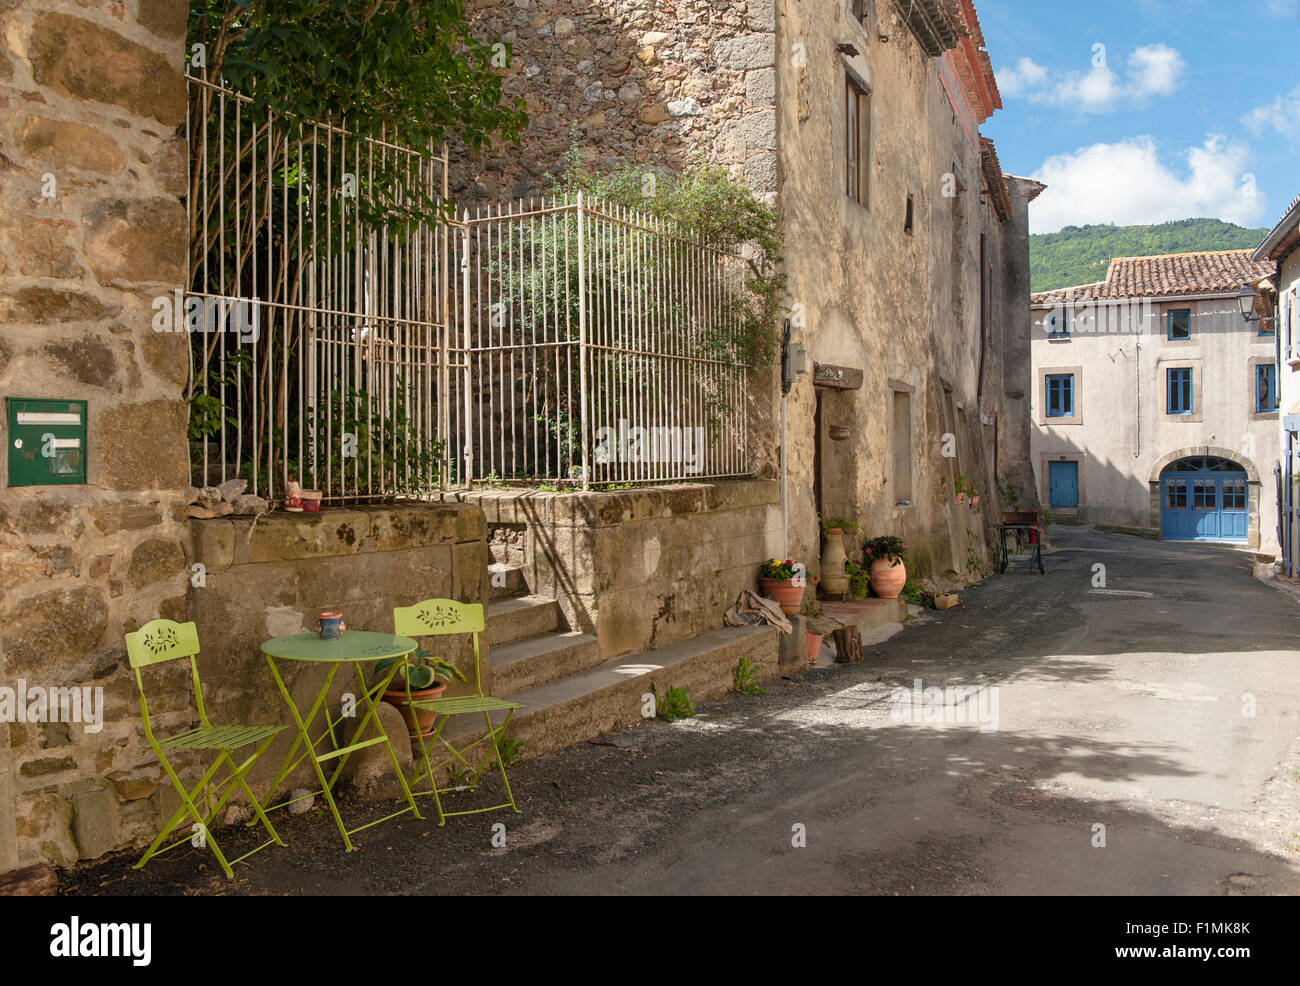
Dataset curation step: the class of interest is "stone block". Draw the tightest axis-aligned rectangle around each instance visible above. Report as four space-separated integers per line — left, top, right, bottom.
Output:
0 287 117 324
31 13 186 125
96 400 188 490
1 585 107 675
746 67 776 106
18 115 125 174
84 197 187 286
127 536 185 589
713 35 776 71
89 500 161 536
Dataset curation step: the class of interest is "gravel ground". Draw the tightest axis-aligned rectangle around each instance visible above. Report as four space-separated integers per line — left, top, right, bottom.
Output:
64 526 1300 896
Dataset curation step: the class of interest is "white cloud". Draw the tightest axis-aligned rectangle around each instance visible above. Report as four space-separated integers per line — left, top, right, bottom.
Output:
995 57 1048 98
1128 44 1185 97
1029 135 1267 233
1266 0 1298 18
1243 85 1300 139
996 44 1185 113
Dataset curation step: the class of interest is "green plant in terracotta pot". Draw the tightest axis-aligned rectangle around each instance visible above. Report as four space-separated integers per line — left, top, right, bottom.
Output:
376 648 468 739
758 557 815 615
863 535 907 599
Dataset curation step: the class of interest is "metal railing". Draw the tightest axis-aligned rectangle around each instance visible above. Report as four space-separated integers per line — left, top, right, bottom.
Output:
187 76 755 502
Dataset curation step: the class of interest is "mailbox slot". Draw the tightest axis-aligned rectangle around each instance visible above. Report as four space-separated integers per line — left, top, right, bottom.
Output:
6 398 88 486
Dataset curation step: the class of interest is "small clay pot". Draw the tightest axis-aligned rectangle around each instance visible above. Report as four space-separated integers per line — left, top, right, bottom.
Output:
759 577 804 615
382 682 448 739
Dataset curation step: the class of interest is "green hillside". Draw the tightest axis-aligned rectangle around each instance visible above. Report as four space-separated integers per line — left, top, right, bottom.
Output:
1030 218 1269 293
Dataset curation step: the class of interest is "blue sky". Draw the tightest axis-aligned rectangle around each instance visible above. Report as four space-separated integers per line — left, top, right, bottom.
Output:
977 0 1299 234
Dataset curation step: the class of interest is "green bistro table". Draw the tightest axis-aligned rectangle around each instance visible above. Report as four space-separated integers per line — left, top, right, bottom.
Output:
260 631 423 850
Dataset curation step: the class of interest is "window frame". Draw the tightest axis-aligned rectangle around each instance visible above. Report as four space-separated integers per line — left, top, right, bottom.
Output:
844 73 871 208
1166 366 1194 415
1047 307 1071 339
1045 373 1074 418
1166 308 1192 341
1255 362 1277 413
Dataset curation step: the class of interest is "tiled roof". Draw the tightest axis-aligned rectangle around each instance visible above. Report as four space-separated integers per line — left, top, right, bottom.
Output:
980 138 1012 222
1252 193 1300 263
1031 250 1277 305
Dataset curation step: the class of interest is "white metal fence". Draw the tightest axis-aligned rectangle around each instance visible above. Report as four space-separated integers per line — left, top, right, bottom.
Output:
187 76 755 502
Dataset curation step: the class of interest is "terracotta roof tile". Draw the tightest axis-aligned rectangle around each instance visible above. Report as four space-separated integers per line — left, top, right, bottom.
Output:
1031 249 1276 305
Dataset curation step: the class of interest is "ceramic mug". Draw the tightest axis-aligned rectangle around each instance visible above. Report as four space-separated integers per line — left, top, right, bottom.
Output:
315 611 345 639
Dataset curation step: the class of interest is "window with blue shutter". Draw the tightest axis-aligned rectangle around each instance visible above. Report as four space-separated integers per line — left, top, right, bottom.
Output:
1046 373 1074 418
1167 367 1193 414
1256 363 1276 412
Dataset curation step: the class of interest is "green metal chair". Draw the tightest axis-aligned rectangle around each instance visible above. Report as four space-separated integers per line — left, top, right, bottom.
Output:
125 619 287 878
392 599 522 825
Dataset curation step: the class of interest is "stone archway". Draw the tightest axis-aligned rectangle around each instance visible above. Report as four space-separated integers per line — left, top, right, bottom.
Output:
1147 446 1262 547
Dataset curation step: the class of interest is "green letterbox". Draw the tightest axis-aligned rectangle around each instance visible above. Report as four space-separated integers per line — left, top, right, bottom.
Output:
6 398 88 486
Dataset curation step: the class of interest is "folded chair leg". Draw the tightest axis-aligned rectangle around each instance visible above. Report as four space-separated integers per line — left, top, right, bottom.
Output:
229 735 286 848
490 709 521 814
136 751 229 875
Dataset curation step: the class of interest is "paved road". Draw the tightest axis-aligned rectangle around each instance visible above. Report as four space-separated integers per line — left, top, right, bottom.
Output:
73 527 1300 896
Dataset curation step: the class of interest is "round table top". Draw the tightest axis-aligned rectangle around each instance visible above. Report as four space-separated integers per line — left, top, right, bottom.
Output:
261 631 418 663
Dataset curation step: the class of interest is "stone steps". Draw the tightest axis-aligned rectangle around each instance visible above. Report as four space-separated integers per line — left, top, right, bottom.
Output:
490 630 603 697
447 624 782 762
486 595 559 646
488 563 527 600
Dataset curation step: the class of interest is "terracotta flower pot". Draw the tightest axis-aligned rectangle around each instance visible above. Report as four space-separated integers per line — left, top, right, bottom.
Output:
382 681 447 739
970 495 980 507
759 577 804 615
868 558 906 599
805 631 824 666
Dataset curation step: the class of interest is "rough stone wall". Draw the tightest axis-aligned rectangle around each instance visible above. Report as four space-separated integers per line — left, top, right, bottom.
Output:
467 480 781 657
0 1 190 869
997 176 1043 512
459 0 778 202
775 0 1022 582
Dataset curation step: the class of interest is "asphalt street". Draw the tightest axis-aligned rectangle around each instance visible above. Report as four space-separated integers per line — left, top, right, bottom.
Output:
69 527 1300 896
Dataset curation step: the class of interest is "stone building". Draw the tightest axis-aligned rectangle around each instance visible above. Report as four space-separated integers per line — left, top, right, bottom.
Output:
0 0 1042 879
1252 195 1300 572
464 0 1043 581
1029 251 1279 548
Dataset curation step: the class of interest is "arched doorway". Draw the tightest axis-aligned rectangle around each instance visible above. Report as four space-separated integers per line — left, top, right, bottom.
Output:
1159 455 1249 542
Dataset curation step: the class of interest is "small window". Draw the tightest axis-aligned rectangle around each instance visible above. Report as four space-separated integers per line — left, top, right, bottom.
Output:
1165 479 1187 510
1166 309 1191 340
1192 478 1215 510
904 194 914 234
891 390 912 503
845 76 870 206
1046 373 1074 418
1167 367 1193 414
1048 307 1071 338
1223 478 1247 511
1256 363 1277 412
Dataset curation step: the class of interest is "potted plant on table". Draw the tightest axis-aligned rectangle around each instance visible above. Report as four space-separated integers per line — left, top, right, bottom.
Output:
863 535 907 599
818 517 858 597
376 649 468 739
758 558 815 615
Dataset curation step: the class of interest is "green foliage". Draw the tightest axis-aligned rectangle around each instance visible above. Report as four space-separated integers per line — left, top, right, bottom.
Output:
820 516 858 538
998 479 1020 510
759 557 809 580
549 140 786 367
1041 509 1055 526
900 580 925 606
490 734 526 770
309 385 446 498
375 648 467 690
651 682 695 723
188 350 252 441
730 657 765 696
1030 218 1269 293
953 473 975 497
863 536 906 565
843 561 871 598
191 0 526 159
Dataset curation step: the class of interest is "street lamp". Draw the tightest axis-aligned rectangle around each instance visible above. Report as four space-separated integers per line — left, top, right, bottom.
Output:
1237 281 1260 323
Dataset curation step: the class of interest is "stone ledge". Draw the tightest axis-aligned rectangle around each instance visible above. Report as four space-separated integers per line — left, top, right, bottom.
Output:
460 479 778 528
190 502 485 567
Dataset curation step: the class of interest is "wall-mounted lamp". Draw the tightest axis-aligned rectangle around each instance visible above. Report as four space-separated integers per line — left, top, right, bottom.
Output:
1237 281 1260 323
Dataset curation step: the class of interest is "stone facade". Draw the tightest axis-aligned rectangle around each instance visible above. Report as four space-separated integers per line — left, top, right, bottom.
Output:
467 479 781 657
0 1 190 870
466 0 1040 584
457 0 778 201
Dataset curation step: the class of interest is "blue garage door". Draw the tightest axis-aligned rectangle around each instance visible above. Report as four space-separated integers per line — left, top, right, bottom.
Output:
1160 456 1248 542
1048 460 1079 508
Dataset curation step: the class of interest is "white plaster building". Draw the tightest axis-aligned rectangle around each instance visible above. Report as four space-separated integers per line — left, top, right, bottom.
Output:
1252 196 1300 572
1029 251 1278 549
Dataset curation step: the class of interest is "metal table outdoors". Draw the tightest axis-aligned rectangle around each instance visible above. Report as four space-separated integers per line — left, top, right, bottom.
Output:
260 631 422 850
995 523 1045 574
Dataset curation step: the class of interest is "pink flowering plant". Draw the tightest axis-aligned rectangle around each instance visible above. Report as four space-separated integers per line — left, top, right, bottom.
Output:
863 535 906 567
